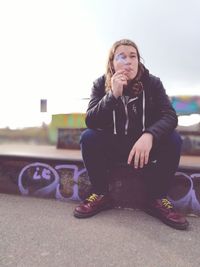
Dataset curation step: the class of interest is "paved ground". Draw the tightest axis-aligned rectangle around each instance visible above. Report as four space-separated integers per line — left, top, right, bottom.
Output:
0 193 200 267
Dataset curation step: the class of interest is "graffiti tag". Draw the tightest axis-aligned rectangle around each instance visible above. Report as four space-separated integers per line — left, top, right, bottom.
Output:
18 162 89 201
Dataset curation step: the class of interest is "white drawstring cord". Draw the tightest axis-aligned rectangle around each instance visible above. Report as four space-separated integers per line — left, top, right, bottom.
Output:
142 90 145 131
113 110 117 134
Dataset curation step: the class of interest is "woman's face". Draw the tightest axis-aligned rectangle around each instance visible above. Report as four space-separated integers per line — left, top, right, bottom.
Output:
113 45 139 80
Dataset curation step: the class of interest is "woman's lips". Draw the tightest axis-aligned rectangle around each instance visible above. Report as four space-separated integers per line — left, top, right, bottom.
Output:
124 66 133 72
124 69 134 75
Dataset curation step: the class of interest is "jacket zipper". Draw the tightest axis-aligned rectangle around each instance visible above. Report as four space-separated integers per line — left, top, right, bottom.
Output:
122 96 138 135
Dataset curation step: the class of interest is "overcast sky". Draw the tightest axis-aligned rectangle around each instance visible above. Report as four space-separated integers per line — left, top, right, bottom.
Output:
0 0 199 128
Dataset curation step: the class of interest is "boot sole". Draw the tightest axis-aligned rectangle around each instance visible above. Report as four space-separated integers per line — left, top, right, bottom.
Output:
144 208 189 230
74 205 113 219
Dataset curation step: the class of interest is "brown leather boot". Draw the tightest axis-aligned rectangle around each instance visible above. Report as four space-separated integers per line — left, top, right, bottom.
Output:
145 198 189 230
74 193 113 218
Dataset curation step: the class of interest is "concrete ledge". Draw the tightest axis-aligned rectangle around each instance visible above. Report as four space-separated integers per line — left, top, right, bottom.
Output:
0 143 199 169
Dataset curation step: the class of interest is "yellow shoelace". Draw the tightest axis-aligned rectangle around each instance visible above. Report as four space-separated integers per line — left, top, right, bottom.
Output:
161 198 173 209
86 194 98 202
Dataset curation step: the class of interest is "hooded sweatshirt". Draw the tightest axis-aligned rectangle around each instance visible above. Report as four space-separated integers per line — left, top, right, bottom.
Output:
85 67 178 143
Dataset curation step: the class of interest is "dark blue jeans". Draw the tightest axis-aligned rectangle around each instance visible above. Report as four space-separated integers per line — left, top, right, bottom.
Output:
80 129 182 200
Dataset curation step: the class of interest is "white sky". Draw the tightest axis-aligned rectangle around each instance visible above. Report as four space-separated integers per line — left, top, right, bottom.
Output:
0 0 200 128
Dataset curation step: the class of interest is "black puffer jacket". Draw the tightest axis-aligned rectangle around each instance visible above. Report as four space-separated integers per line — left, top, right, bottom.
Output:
85 68 178 143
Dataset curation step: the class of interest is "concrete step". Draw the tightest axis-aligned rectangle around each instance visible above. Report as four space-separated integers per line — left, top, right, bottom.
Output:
0 144 200 216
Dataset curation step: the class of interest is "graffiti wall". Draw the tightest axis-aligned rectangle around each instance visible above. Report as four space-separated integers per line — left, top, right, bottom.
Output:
0 159 91 201
57 128 85 149
168 171 200 215
0 158 200 216
171 96 200 115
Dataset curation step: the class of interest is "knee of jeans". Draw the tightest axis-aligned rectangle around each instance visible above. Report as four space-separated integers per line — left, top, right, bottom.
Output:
168 131 183 154
171 131 183 147
80 129 103 146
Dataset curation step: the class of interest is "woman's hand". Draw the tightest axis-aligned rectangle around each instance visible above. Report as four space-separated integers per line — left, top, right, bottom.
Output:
127 133 153 169
111 70 128 98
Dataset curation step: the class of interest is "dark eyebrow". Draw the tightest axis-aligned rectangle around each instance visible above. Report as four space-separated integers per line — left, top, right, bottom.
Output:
130 51 137 55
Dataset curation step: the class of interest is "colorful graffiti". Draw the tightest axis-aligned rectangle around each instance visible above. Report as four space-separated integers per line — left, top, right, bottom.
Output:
168 172 200 215
17 162 200 215
171 96 200 115
48 113 86 144
57 128 85 149
18 162 90 201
